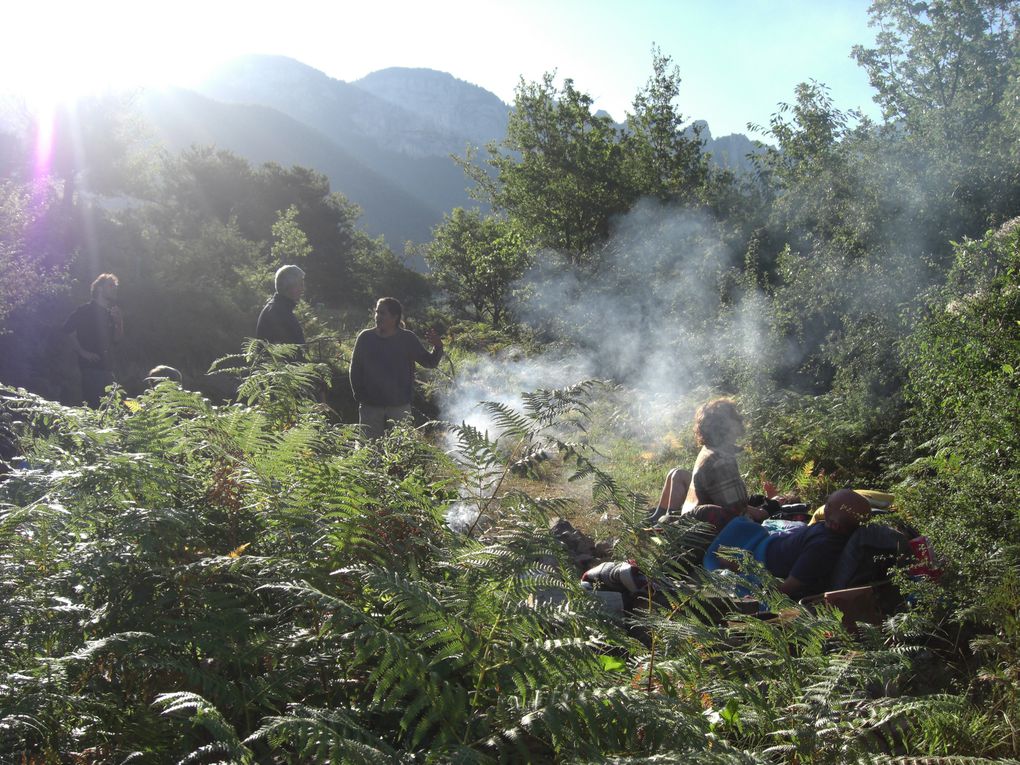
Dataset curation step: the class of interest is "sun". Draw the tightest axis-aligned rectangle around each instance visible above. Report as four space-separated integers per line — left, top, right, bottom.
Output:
4 1 235 179
2 1 228 111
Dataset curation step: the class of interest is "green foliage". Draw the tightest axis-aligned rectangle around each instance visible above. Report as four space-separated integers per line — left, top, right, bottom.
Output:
157 147 403 309
0 96 432 403
0 181 64 332
270 204 312 265
853 0 1019 146
2 371 1017 762
465 51 730 270
851 0 1020 245
896 221 1020 611
625 49 728 210
43 93 152 202
209 339 334 425
2 11 1020 760
471 72 633 266
424 208 532 327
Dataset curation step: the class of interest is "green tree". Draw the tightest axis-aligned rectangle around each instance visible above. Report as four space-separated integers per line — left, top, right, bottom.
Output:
42 94 152 216
749 83 901 391
464 54 734 273
157 148 420 312
0 182 62 333
468 73 633 266
896 219 1020 609
270 205 312 266
425 208 531 327
624 49 717 207
246 163 361 305
852 0 1020 235
852 0 1019 145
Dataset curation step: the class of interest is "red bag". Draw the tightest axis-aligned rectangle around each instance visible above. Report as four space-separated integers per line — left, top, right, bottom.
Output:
908 536 942 581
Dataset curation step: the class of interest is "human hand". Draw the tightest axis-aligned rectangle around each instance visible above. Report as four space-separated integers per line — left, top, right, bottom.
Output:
746 505 769 523
424 327 443 347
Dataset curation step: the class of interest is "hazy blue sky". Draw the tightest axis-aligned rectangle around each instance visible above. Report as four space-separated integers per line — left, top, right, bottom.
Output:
6 0 881 138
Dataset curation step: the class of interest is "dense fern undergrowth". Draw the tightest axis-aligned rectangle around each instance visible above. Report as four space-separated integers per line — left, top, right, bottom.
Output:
2 345 1019 764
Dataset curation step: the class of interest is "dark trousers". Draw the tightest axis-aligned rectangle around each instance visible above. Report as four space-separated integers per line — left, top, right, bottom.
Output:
80 368 115 408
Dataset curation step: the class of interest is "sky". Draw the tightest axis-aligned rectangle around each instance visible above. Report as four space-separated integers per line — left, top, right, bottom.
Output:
4 0 882 139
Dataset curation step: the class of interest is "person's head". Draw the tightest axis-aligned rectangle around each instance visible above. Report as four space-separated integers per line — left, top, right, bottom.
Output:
694 397 745 448
374 297 403 332
144 365 183 388
823 489 871 535
275 265 305 301
90 273 119 303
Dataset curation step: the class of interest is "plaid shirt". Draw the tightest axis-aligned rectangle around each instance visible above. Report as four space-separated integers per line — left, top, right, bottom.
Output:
682 445 748 513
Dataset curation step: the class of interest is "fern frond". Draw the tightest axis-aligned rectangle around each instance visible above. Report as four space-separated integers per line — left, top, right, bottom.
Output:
248 705 398 764
153 691 255 765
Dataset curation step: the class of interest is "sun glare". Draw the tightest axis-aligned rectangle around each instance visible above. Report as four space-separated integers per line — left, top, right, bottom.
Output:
5 1 233 183
4 2 226 112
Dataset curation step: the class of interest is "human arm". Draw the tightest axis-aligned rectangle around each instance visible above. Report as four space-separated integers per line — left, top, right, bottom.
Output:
413 327 444 368
777 575 805 596
109 305 124 342
656 467 691 512
745 504 769 522
67 333 100 363
778 527 844 597
62 309 100 363
349 332 367 402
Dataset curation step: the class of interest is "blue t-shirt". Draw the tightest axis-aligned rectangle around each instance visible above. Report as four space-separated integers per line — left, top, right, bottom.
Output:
765 523 848 595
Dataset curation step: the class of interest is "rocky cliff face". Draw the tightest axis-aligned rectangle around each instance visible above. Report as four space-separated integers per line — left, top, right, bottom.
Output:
689 120 763 174
353 68 510 152
706 132 762 173
197 55 487 159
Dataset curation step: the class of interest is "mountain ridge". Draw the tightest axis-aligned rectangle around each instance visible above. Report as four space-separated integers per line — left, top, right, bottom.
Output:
132 55 763 246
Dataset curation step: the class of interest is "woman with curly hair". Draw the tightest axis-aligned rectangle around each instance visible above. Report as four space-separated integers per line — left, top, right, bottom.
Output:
653 397 766 532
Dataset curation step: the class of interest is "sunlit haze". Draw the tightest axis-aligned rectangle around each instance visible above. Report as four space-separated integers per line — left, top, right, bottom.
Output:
4 0 880 138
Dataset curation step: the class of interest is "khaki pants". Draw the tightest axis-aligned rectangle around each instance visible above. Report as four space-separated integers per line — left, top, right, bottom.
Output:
358 403 412 440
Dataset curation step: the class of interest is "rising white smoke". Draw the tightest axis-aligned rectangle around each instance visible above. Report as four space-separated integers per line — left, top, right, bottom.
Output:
437 198 776 530
441 199 767 430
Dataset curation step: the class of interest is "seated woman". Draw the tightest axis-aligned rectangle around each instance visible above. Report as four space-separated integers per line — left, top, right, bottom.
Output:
652 467 692 518
657 397 766 533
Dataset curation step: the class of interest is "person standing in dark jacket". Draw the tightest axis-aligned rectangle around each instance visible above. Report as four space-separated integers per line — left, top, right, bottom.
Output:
63 273 123 407
256 265 305 348
349 297 443 439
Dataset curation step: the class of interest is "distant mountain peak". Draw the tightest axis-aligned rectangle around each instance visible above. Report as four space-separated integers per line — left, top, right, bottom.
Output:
201 54 337 88
139 55 760 247
352 67 510 150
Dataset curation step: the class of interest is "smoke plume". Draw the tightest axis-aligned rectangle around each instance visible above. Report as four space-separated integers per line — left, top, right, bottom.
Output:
438 198 773 446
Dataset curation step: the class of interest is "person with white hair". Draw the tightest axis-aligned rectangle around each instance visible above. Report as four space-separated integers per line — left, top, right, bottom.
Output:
63 273 124 407
256 265 306 347
144 365 183 387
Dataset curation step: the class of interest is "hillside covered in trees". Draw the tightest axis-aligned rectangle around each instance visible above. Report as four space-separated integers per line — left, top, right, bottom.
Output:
1 0 1020 761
